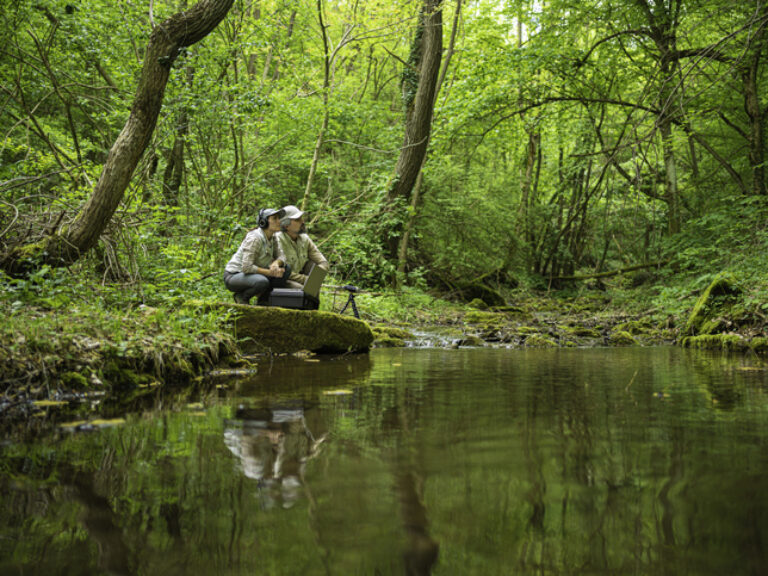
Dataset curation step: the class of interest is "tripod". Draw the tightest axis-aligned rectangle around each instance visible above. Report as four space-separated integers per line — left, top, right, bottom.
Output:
339 286 360 318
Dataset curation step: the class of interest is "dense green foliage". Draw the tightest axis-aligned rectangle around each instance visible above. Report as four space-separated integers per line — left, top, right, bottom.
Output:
1 0 767 305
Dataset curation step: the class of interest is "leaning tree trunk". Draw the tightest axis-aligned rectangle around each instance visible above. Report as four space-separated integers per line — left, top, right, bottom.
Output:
385 0 443 270
4 0 234 273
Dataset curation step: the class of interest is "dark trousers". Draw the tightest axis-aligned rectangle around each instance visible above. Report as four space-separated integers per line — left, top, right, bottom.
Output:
223 265 291 304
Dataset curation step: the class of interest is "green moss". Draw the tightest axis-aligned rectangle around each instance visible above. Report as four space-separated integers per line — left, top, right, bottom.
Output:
222 305 374 354
561 325 602 338
699 318 724 335
372 325 414 348
60 371 89 389
681 334 748 351
609 331 637 346
525 334 557 348
614 320 651 335
468 298 488 310
373 326 415 340
750 337 768 353
464 311 504 325
374 335 406 348
101 360 142 390
684 273 740 335
516 325 539 335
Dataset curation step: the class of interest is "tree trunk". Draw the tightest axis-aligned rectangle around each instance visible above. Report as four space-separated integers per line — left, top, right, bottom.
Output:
636 0 682 234
301 0 331 211
163 50 194 211
394 0 459 284
386 0 443 276
744 13 767 195
4 0 234 273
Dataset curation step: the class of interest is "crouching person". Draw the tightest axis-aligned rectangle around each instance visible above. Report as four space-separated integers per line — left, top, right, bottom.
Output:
276 205 329 290
224 207 291 305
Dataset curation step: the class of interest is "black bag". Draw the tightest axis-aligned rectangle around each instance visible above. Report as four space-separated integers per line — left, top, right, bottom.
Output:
267 288 319 310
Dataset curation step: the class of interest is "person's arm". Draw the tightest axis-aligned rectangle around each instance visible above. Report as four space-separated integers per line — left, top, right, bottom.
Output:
271 235 287 272
241 234 278 276
307 237 329 271
291 237 329 284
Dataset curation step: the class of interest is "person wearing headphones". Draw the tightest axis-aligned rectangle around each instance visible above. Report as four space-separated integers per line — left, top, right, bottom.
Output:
276 205 329 289
224 207 291 305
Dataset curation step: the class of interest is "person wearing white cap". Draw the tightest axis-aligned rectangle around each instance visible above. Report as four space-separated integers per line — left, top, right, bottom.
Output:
223 207 291 305
276 205 329 290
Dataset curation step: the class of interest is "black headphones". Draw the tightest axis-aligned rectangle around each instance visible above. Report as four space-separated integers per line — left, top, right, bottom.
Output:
258 209 269 229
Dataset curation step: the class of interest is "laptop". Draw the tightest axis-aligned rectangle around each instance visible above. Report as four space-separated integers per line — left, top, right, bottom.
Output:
302 263 327 298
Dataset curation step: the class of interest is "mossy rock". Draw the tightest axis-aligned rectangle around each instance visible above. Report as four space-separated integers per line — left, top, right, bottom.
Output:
681 334 748 351
561 325 602 338
614 320 651 335
228 305 373 354
524 334 557 348
750 337 768 353
609 331 637 346
374 335 406 348
684 273 740 336
464 311 505 326
468 298 489 310
373 326 415 340
516 325 540 335
457 334 486 347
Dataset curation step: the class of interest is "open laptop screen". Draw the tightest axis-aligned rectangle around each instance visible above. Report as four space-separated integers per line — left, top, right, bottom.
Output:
302 264 327 298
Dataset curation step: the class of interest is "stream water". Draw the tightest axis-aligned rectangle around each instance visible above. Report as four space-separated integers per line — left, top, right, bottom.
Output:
2 347 768 575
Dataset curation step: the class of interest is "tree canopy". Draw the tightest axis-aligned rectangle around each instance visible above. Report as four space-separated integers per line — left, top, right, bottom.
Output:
1 0 767 295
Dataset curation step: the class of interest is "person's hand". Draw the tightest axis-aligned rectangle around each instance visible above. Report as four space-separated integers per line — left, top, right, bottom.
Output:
269 261 283 276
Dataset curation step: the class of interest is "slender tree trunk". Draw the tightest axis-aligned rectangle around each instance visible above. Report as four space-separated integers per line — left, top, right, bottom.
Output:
4 0 234 273
660 118 680 234
163 48 194 211
388 0 444 283
636 0 682 234
744 14 767 195
395 0 459 282
301 0 331 211
162 110 187 208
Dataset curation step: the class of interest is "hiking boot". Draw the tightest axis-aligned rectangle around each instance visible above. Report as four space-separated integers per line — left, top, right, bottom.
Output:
233 293 249 305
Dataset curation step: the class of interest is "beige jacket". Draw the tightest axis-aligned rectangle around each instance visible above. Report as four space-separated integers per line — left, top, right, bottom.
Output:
225 228 280 274
276 231 329 286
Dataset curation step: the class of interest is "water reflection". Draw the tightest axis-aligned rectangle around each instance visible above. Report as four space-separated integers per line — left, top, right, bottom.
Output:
224 402 327 510
1 348 768 575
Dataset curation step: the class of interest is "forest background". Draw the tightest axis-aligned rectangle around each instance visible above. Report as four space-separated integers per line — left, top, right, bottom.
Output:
2 0 768 386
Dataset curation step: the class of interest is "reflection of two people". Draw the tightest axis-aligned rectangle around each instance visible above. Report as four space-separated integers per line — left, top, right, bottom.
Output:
224 403 326 509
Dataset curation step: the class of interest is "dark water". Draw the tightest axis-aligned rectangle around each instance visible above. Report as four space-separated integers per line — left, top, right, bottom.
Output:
2 347 768 575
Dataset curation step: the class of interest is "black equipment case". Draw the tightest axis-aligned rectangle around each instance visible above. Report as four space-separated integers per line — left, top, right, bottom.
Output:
268 289 319 310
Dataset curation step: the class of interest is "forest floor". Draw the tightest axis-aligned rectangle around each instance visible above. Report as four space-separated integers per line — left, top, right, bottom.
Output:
3 278 768 437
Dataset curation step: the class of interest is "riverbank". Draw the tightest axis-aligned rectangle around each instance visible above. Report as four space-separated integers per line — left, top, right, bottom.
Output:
369 285 768 352
3 273 767 435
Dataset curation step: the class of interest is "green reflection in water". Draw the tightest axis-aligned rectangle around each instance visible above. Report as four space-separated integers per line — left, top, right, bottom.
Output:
1 348 768 575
